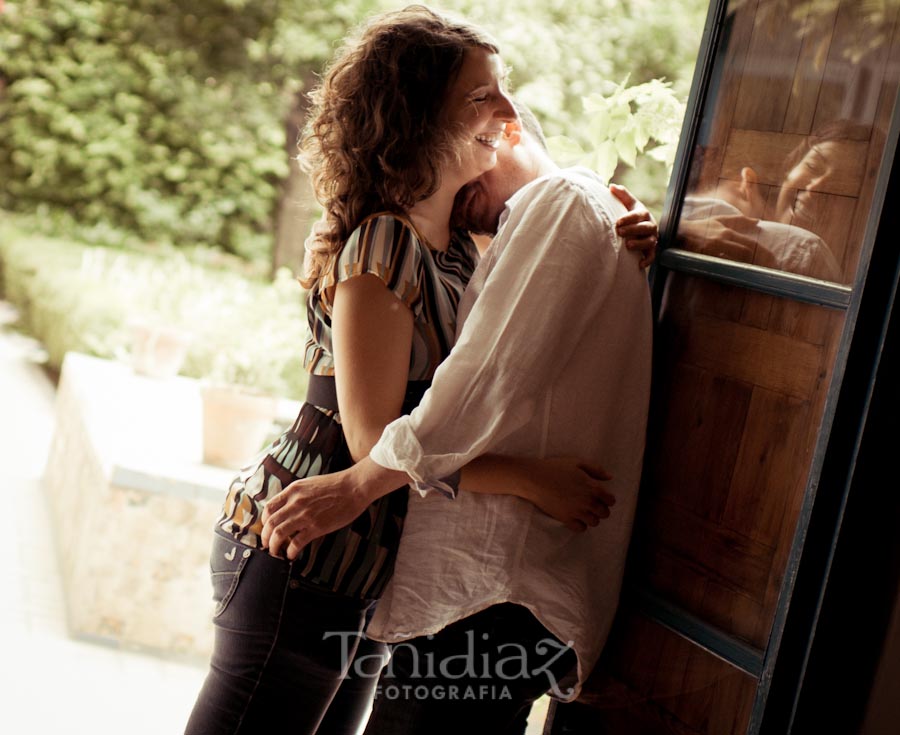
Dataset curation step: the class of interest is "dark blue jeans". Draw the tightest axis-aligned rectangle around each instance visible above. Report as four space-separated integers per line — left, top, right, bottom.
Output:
364 603 578 735
185 532 387 735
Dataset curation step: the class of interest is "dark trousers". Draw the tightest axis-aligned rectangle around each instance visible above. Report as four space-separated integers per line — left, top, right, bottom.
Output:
185 532 387 735
364 603 578 735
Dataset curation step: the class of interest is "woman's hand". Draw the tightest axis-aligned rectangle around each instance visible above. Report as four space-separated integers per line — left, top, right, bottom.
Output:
609 183 659 269
515 457 615 532
261 457 408 559
459 455 615 531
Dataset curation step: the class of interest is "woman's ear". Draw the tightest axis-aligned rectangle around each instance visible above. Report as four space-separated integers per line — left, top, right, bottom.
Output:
504 120 522 147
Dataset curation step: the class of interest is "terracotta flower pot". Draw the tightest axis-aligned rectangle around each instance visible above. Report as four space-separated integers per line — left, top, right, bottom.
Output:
200 383 277 468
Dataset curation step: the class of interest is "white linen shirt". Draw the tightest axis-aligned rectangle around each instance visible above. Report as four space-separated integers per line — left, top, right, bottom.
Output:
367 167 653 695
681 196 841 280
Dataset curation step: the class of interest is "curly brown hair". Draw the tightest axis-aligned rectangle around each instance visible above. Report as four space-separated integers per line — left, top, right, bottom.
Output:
298 5 498 288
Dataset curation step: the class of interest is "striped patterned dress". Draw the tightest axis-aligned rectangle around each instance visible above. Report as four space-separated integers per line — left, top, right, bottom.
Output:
215 214 478 599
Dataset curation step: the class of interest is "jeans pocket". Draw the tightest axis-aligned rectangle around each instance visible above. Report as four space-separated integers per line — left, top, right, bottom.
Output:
210 537 253 619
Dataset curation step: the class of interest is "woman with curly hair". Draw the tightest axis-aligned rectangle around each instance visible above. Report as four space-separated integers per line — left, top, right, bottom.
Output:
186 6 649 733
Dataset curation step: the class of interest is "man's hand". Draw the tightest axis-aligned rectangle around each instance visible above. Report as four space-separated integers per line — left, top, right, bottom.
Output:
261 468 365 559
261 458 407 560
517 457 616 533
677 214 773 265
610 183 659 269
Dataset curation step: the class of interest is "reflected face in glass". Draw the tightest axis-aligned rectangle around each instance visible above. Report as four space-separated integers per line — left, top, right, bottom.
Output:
775 141 842 231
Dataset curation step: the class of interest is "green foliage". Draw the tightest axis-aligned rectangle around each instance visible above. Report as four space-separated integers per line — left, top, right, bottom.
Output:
0 214 309 398
0 0 386 258
547 78 687 185
0 0 291 257
1 0 707 252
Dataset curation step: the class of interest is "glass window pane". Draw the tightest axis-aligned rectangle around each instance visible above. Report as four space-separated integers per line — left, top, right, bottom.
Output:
673 0 900 285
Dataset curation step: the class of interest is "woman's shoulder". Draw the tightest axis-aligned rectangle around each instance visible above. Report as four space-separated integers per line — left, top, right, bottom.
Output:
351 212 422 247
332 212 426 290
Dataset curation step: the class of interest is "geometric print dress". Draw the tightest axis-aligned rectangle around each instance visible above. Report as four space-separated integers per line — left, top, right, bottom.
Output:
215 213 478 600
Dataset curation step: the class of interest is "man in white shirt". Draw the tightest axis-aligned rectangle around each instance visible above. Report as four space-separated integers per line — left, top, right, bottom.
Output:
678 194 840 281
263 107 654 731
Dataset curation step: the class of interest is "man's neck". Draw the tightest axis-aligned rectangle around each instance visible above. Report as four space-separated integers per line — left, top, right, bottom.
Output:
520 147 559 187
532 155 559 178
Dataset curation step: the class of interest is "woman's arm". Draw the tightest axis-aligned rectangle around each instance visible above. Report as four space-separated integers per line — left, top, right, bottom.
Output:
260 273 413 559
330 273 414 462
263 450 618 558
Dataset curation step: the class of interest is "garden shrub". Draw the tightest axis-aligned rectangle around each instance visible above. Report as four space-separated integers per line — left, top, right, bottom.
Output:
0 215 309 398
0 0 297 259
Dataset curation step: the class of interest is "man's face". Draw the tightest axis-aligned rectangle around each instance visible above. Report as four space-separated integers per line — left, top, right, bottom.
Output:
452 130 530 236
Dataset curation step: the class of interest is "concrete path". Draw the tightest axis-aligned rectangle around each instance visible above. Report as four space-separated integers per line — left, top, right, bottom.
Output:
0 301 205 733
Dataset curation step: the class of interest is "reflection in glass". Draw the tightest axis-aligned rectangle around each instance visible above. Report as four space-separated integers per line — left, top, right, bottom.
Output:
678 120 873 282
672 0 899 286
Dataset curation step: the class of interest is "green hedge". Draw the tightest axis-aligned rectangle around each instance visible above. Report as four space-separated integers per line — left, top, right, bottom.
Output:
0 0 303 259
1 0 707 257
0 213 309 398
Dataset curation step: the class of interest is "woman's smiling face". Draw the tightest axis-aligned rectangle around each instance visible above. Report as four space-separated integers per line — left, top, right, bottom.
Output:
443 47 517 184
775 141 842 230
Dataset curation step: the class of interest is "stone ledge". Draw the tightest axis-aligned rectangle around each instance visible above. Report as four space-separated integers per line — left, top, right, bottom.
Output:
43 352 300 661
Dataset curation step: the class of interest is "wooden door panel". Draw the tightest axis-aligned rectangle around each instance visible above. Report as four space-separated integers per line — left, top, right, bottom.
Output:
672 306 825 401
649 362 752 519
732 6 809 132
643 500 775 599
579 611 757 735
781 2 840 134
812 0 900 132
636 281 844 642
720 386 810 541
768 292 844 344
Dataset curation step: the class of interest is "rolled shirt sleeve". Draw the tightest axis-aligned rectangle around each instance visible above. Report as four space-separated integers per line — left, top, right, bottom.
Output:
368 172 629 491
